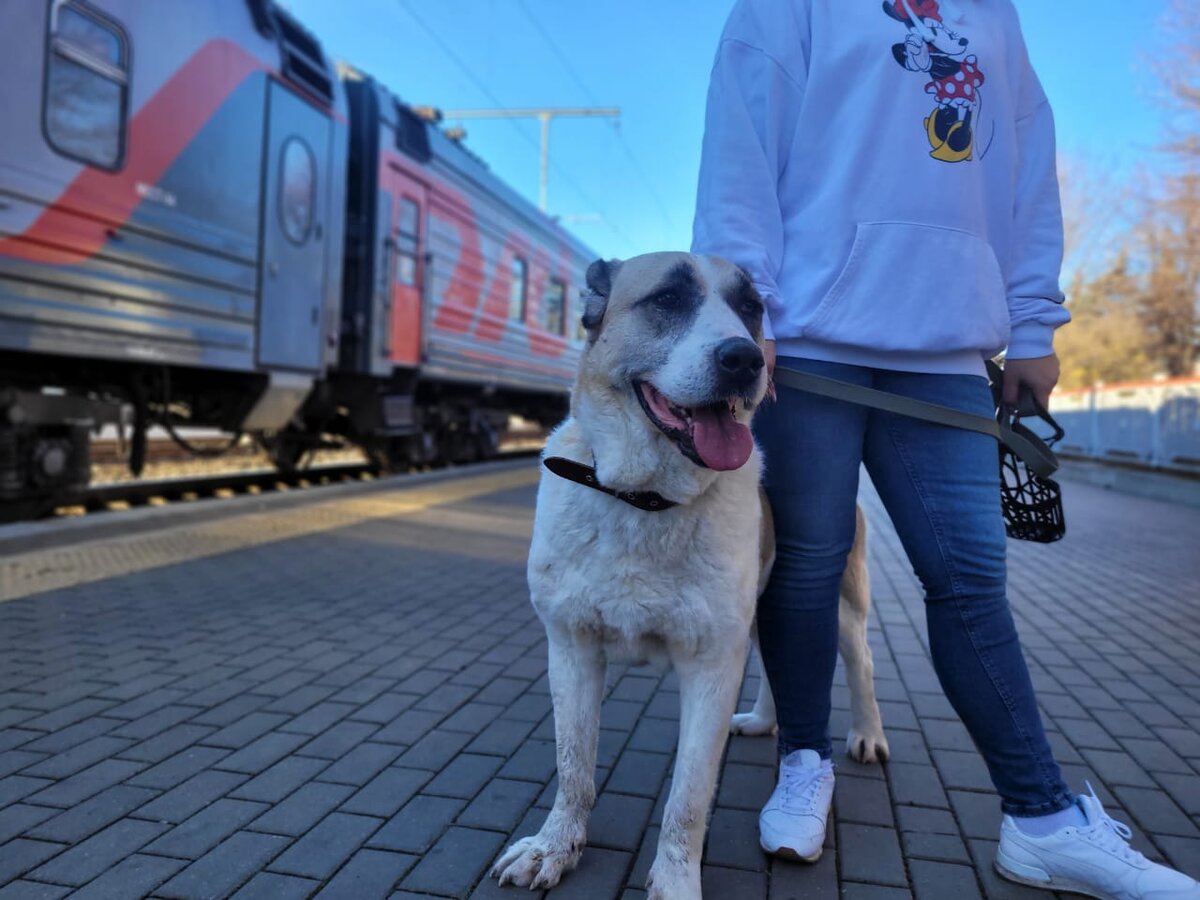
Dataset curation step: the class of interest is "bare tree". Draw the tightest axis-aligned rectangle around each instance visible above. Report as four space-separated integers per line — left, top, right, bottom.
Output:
1058 156 1125 281
1155 0 1200 162
1135 0 1200 375
1136 173 1200 376
1055 0 1199 386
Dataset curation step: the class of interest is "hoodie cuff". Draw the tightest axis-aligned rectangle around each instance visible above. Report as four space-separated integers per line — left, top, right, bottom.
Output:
1006 320 1056 360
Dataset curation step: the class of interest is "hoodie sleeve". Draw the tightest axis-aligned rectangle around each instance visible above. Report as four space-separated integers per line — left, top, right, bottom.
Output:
691 22 807 342
1005 46 1071 359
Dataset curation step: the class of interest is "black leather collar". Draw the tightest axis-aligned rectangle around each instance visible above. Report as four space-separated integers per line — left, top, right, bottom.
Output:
542 456 677 512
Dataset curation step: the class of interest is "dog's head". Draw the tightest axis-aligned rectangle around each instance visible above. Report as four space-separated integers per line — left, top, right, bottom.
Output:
574 252 768 473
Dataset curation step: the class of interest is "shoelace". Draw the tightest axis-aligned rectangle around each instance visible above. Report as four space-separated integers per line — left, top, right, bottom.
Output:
779 765 830 808
1080 783 1146 866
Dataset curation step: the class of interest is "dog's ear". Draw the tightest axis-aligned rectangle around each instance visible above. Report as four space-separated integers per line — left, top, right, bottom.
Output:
581 258 622 337
585 258 620 299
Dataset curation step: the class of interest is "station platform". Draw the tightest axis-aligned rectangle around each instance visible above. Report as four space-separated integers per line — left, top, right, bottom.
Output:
0 460 1197 899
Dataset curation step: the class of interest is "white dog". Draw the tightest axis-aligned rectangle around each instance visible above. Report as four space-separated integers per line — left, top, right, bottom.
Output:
491 252 887 899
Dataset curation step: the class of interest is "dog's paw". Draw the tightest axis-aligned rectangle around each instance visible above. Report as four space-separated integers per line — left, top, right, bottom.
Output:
491 834 582 890
647 859 701 900
846 724 889 764
730 711 777 736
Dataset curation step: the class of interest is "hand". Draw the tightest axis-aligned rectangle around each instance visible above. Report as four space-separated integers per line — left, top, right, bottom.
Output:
764 340 777 402
904 34 930 71
1003 353 1059 411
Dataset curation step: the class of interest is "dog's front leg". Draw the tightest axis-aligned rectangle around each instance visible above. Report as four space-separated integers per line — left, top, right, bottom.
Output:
492 632 604 890
649 647 744 900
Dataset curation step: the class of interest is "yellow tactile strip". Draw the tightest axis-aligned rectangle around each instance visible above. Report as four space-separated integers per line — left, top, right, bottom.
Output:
0 467 539 604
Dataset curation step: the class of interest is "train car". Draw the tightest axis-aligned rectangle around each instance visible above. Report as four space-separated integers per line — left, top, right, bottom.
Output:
0 0 596 512
0 0 348 510
280 70 592 470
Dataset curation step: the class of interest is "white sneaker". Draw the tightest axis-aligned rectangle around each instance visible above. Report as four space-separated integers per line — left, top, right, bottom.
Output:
996 785 1200 899
758 749 835 863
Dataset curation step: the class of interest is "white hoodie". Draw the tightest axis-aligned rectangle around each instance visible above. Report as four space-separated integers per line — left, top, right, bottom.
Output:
692 0 1070 375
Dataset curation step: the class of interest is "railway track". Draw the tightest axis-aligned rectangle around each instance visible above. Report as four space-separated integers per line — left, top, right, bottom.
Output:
80 461 381 512
89 435 261 466
1 444 544 524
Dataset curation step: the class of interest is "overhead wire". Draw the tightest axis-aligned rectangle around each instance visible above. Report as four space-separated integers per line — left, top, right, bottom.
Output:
514 0 676 241
396 0 639 255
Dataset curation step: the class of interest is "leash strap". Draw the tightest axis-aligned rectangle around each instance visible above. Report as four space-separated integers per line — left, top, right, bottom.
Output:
543 367 1060 507
772 366 1060 478
773 367 1002 439
542 456 677 512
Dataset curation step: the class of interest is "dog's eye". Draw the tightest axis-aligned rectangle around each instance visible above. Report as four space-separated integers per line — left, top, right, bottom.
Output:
740 296 762 317
651 291 682 310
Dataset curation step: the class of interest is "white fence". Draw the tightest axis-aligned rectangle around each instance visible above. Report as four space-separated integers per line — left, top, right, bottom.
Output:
1049 378 1200 474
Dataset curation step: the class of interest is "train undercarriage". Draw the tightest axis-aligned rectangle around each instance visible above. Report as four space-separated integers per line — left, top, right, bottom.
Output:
0 354 565 518
276 371 566 473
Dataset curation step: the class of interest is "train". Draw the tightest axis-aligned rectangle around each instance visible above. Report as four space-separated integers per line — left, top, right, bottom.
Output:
0 0 596 514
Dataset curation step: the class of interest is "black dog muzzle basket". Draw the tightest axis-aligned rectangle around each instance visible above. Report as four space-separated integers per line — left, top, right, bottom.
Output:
998 423 1065 543
989 362 1066 543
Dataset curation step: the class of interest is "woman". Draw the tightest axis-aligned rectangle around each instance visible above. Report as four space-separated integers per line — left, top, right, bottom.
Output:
691 1 1199 897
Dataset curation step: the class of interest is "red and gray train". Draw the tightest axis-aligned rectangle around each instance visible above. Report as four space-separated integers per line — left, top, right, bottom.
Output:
0 0 595 511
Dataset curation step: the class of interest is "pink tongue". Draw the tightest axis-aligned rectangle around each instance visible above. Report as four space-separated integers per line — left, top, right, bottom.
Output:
691 406 753 471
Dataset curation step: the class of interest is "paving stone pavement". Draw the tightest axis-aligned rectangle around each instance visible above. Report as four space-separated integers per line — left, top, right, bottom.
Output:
0 462 1197 899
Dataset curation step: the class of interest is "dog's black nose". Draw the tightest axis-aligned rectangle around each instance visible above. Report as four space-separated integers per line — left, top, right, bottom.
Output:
715 338 764 388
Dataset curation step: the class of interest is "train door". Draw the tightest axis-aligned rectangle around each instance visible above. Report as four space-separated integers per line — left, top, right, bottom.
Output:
380 165 427 367
258 82 331 371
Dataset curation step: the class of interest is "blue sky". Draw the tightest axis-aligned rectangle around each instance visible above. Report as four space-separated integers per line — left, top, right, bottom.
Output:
288 0 1175 260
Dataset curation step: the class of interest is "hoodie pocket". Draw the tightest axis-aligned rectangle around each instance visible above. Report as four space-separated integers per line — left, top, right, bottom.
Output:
804 222 1010 354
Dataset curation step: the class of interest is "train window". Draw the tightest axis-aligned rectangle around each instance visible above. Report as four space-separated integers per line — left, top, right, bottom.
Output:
542 279 566 336
574 290 588 342
398 198 419 239
396 197 419 286
509 257 528 322
394 102 433 164
279 137 316 244
43 3 129 170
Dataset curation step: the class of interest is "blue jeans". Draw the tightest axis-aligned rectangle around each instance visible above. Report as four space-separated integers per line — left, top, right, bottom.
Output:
756 356 1073 817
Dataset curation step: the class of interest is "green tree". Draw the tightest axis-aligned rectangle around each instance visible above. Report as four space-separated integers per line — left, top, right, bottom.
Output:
1056 255 1155 389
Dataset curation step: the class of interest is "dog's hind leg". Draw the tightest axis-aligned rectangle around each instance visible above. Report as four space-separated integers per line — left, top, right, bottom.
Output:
649 646 745 900
730 624 778 736
492 634 604 890
731 488 779 737
839 506 889 763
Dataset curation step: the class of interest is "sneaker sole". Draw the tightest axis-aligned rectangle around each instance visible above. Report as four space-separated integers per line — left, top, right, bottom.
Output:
761 841 822 864
993 858 1106 899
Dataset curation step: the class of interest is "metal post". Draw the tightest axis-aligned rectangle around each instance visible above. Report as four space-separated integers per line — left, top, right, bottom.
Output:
539 113 551 212
440 107 621 214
